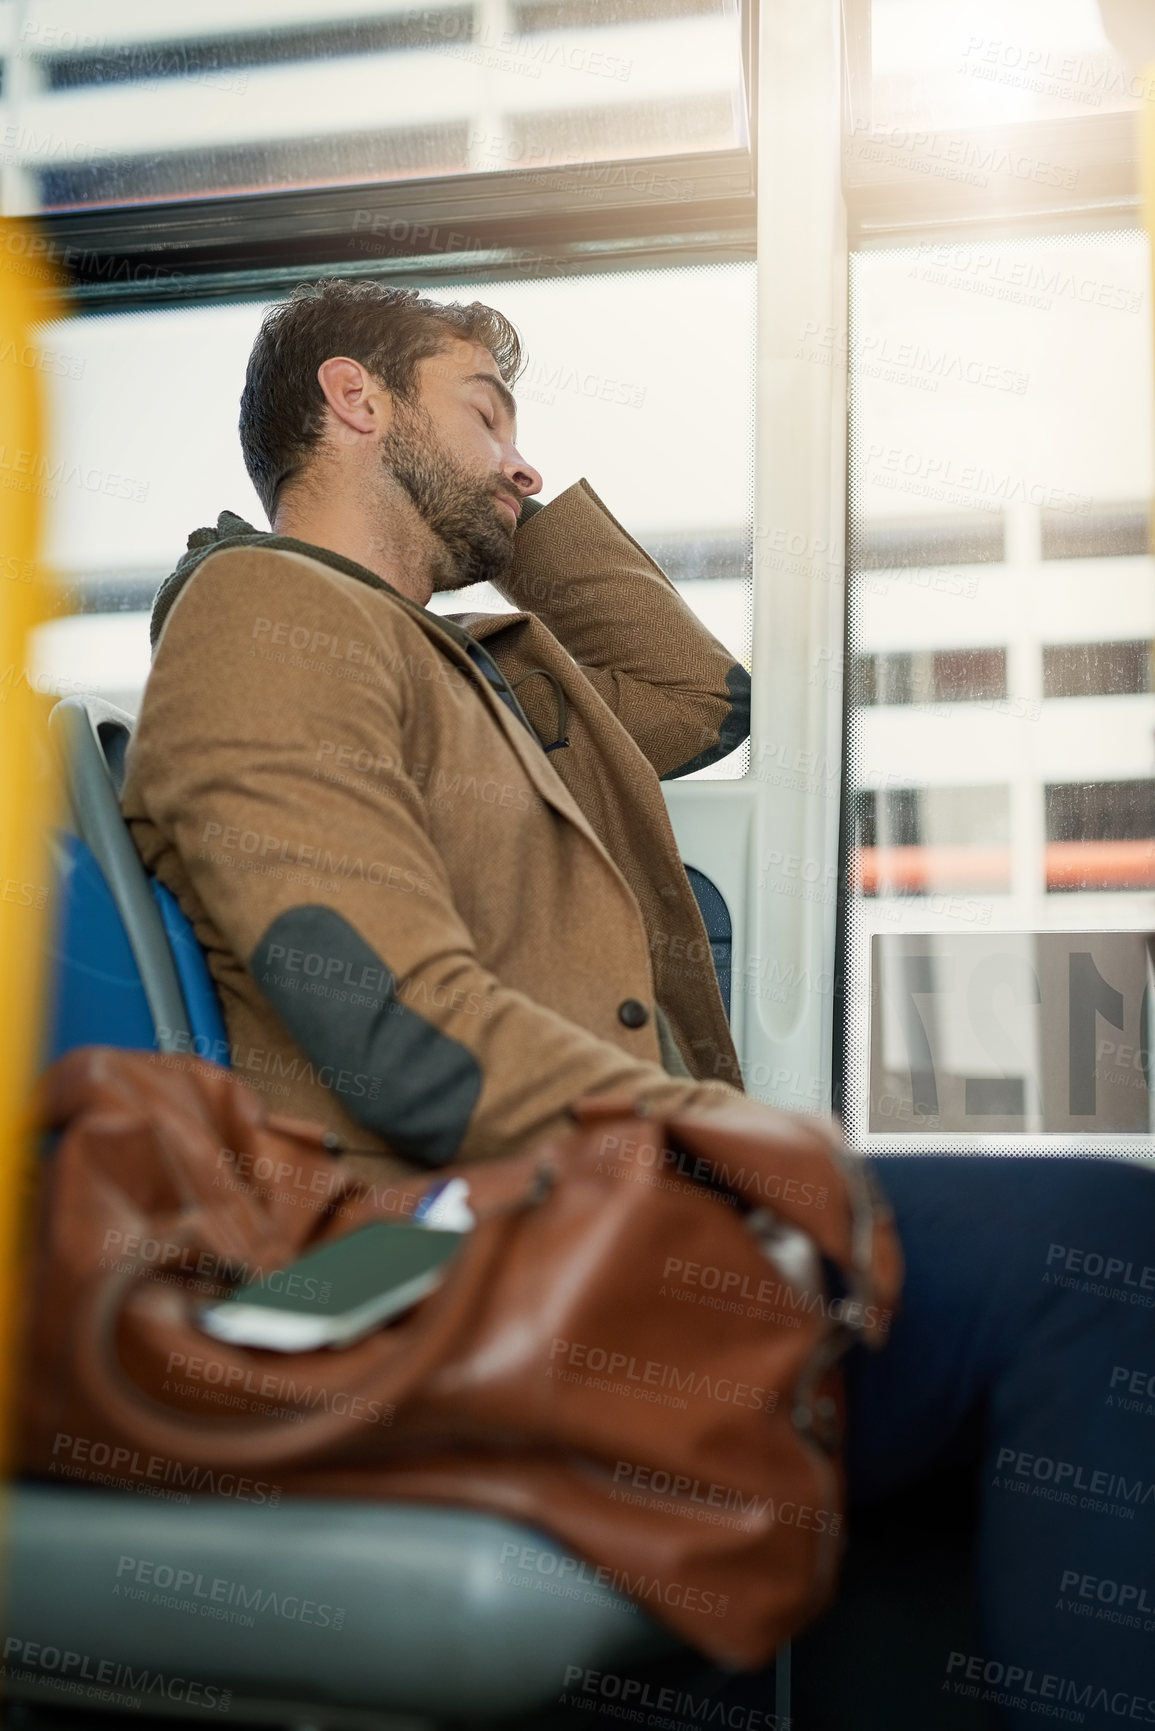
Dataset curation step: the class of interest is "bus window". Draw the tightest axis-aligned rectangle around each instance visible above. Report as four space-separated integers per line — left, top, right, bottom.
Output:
2 0 748 212
842 1 1155 1148
29 261 754 776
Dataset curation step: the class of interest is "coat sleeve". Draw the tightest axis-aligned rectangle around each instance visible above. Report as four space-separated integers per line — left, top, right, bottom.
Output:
126 546 742 1168
495 479 750 779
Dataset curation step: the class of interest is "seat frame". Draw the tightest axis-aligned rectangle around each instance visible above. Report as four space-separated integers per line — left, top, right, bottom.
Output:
49 696 191 1051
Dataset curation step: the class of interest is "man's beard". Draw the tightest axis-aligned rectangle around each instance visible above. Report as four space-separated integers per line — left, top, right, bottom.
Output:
379 400 515 592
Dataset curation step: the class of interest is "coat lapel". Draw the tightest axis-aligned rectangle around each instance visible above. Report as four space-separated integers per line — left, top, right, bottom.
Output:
400 600 627 867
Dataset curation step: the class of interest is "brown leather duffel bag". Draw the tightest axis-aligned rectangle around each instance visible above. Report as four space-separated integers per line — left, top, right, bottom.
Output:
21 1046 901 1668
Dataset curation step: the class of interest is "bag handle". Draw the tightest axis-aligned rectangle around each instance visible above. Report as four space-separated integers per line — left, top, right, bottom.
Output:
572 1097 901 1347
68 1175 549 1472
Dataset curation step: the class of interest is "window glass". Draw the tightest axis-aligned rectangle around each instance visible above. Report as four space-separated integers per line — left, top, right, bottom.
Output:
1042 639 1151 698
29 262 754 774
855 646 1008 706
869 0 1143 131
0 0 747 213
844 232 1155 1145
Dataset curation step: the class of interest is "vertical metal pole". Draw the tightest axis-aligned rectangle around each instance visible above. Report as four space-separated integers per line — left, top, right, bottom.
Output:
747 0 849 1115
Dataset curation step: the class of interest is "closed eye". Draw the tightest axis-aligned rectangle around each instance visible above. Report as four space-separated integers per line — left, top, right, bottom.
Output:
477 408 495 429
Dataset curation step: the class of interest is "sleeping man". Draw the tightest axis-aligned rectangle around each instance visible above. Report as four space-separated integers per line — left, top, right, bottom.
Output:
123 279 1155 1728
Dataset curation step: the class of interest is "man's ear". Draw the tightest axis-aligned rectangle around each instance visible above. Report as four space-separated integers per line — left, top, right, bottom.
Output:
316 356 386 443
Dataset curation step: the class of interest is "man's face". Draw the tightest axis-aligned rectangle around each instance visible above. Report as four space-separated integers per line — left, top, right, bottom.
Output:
379 338 541 592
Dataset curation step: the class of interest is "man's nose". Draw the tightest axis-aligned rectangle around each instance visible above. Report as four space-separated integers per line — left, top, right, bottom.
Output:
502 450 543 498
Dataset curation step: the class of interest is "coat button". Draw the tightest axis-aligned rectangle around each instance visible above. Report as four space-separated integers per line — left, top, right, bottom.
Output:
618 998 649 1029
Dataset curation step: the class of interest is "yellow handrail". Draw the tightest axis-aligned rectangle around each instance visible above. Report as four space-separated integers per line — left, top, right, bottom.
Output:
0 226 63 1478
1143 67 1155 568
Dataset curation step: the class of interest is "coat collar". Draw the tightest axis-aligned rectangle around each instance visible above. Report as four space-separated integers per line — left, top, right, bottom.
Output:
160 522 641 925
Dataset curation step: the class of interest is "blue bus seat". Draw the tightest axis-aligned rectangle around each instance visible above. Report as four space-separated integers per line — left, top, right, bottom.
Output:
150 877 229 1059
685 864 732 1019
42 830 229 1067
43 830 158 1062
48 697 201 1054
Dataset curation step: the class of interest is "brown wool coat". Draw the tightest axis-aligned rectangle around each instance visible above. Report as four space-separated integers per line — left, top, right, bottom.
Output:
122 479 749 1182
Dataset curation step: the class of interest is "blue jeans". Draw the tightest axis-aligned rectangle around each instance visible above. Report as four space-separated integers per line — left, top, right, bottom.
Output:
845 1155 1155 1731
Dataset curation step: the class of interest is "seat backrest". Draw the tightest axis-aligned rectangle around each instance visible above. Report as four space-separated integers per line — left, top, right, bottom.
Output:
152 877 230 1061
46 697 228 1065
44 830 159 1061
685 865 732 1019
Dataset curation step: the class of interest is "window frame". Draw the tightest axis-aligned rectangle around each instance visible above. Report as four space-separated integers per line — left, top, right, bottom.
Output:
7 1 758 313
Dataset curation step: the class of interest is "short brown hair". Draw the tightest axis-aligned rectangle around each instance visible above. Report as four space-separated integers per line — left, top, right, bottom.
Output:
239 279 524 518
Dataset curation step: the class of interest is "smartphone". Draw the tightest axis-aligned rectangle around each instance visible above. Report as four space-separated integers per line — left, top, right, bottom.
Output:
197 1220 465 1353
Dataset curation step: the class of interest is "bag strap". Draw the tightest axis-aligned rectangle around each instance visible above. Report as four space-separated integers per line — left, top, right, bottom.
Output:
68 1175 551 1471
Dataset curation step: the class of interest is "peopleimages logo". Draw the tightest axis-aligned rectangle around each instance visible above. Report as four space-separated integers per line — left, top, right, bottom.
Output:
945 1651 1155 1722
115 1554 346 1630
1058 1568 1155 1618
907 241 1141 314
2 1638 230 1714
992 1445 1155 1520
561 1666 787 1729
862 442 1091 514
99 1227 332 1304
1108 1364 1155 1417
661 1256 889 1336
610 1460 841 1536
499 1544 728 1619
199 820 429 897
547 1338 777 1413
163 1350 395 1428
0 446 147 501
50 1432 280 1507
846 119 1078 191
1046 1242 1155 1291
958 35 1155 110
